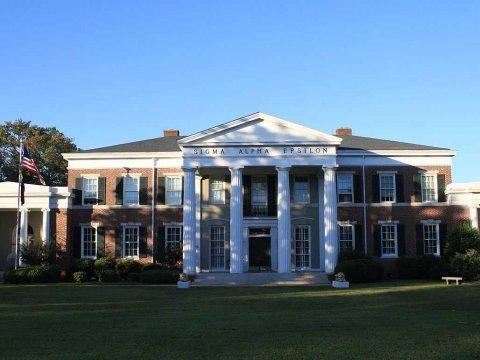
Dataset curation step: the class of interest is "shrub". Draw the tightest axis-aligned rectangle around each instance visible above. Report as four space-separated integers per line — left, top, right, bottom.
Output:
4 265 60 284
73 271 87 283
160 246 183 270
417 255 442 278
115 259 141 280
334 258 384 283
142 263 166 272
444 223 480 258
397 256 420 279
427 262 453 280
94 257 115 277
4 268 29 284
75 259 95 280
97 269 118 283
126 272 140 282
338 250 370 263
450 249 480 280
140 269 179 284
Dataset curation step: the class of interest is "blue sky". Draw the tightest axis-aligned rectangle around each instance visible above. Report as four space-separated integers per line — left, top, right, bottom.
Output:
1 1 479 181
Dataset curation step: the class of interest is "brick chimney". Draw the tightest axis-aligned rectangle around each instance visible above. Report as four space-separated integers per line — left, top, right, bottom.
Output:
163 129 180 137
335 127 352 136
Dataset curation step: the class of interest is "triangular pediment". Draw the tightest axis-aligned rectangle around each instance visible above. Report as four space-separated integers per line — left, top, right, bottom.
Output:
179 113 342 146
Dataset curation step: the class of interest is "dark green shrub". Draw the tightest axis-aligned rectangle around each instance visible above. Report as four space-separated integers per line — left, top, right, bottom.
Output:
97 269 118 283
94 257 115 277
397 256 420 279
75 259 95 280
4 265 60 284
417 255 442 277
4 268 29 284
334 258 384 283
140 269 179 284
142 263 165 272
115 259 141 280
73 271 87 283
160 246 183 270
444 223 480 258
126 272 140 282
338 250 370 263
450 249 480 280
427 262 453 280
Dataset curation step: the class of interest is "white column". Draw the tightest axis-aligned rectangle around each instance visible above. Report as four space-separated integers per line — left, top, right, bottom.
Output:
317 172 325 271
195 174 202 273
182 167 196 275
323 166 338 274
19 208 29 266
229 167 244 273
277 166 291 273
41 208 51 244
470 204 479 230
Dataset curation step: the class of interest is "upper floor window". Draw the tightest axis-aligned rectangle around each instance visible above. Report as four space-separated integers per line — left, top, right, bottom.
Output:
379 173 396 202
381 224 398 257
166 225 182 250
423 223 440 255
124 176 139 206
166 176 182 205
294 176 310 204
83 177 98 205
251 176 268 216
337 173 353 203
210 179 225 204
123 226 139 259
81 226 96 259
338 224 355 252
421 173 437 202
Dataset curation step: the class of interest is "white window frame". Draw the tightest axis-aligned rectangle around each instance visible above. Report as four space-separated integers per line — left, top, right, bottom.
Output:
209 226 226 271
421 172 438 203
123 225 139 259
81 225 97 259
379 172 396 203
209 179 226 205
166 175 183 206
123 175 140 206
337 173 354 204
165 225 183 249
380 223 398 258
293 176 310 204
338 222 355 252
251 175 268 216
294 225 311 270
423 223 440 256
82 176 98 205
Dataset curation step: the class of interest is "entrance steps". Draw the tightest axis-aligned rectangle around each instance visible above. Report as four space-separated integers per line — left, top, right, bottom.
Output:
194 272 329 286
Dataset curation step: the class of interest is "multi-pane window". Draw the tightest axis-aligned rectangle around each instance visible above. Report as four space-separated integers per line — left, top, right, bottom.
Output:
294 226 310 269
81 226 96 259
251 176 268 216
210 180 225 204
166 176 182 205
83 178 98 204
210 226 225 270
294 176 310 204
379 173 396 202
124 176 139 206
166 226 182 250
381 224 397 257
338 224 354 252
423 224 440 255
337 174 354 203
123 226 139 258
421 174 437 202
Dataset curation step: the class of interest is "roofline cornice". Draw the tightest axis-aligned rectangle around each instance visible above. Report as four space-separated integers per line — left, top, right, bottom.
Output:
62 152 182 160
337 149 456 157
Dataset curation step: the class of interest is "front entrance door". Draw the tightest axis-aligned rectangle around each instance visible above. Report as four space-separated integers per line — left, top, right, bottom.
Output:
248 227 271 272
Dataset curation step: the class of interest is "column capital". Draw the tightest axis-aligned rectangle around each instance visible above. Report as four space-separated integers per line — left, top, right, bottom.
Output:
229 166 244 171
181 166 197 173
322 165 338 171
41 208 51 213
20 207 30 213
276 166 291 172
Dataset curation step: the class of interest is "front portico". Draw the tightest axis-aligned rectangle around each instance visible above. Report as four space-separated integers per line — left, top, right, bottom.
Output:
178 113 342 275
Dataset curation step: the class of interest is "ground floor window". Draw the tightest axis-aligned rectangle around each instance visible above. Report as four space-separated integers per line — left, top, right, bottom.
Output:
166 226 182 250
123 226 139 258
338 224 355 252
294 225 310 269
423 224 440 255
81 226 97 259
210 226 225 270
381 224 397 257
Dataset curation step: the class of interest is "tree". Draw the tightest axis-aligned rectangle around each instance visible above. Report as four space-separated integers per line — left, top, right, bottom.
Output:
0 119 78 186
444 222 480 258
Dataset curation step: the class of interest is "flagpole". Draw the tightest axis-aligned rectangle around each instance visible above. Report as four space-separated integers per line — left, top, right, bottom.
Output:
15 138 23 269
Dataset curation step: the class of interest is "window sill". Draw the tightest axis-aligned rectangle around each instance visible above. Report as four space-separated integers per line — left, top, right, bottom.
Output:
81 256 97 260
381 255 398 259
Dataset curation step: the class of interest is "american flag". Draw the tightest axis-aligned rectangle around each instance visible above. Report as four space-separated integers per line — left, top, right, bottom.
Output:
21 145 46 185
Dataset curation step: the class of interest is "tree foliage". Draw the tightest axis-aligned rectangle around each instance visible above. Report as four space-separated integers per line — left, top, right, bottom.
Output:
0 119 78 186
444 223 480 258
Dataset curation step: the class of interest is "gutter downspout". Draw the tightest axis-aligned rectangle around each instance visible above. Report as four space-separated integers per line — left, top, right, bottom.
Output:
362 155 368 254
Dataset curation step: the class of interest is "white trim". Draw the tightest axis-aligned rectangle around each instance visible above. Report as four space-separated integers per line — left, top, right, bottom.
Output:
123 174 140 206
165 175 183 206
380 223 398 258
420 172 438 203
209 225 226 271
122 225 140 260
338 223 355 252
293 176 310 204
80 225 97 260
63 152 182 160
422 223 440 256
82 176 99 206
379 172 396 203
165 225 183 249
293 224 311 270
209 178 226 205
336 172 354 204
420 219 442 224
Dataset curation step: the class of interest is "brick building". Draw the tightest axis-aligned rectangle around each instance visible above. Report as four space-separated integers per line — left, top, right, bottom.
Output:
1 112 479 276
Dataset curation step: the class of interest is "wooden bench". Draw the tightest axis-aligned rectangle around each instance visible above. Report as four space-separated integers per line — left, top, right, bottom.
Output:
442 276 462 285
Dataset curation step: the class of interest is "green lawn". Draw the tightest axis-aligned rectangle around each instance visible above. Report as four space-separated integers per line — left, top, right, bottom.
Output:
1 281 480 359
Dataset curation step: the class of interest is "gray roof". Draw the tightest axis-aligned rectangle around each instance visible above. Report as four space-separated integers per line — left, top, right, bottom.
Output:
81 134 448 153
